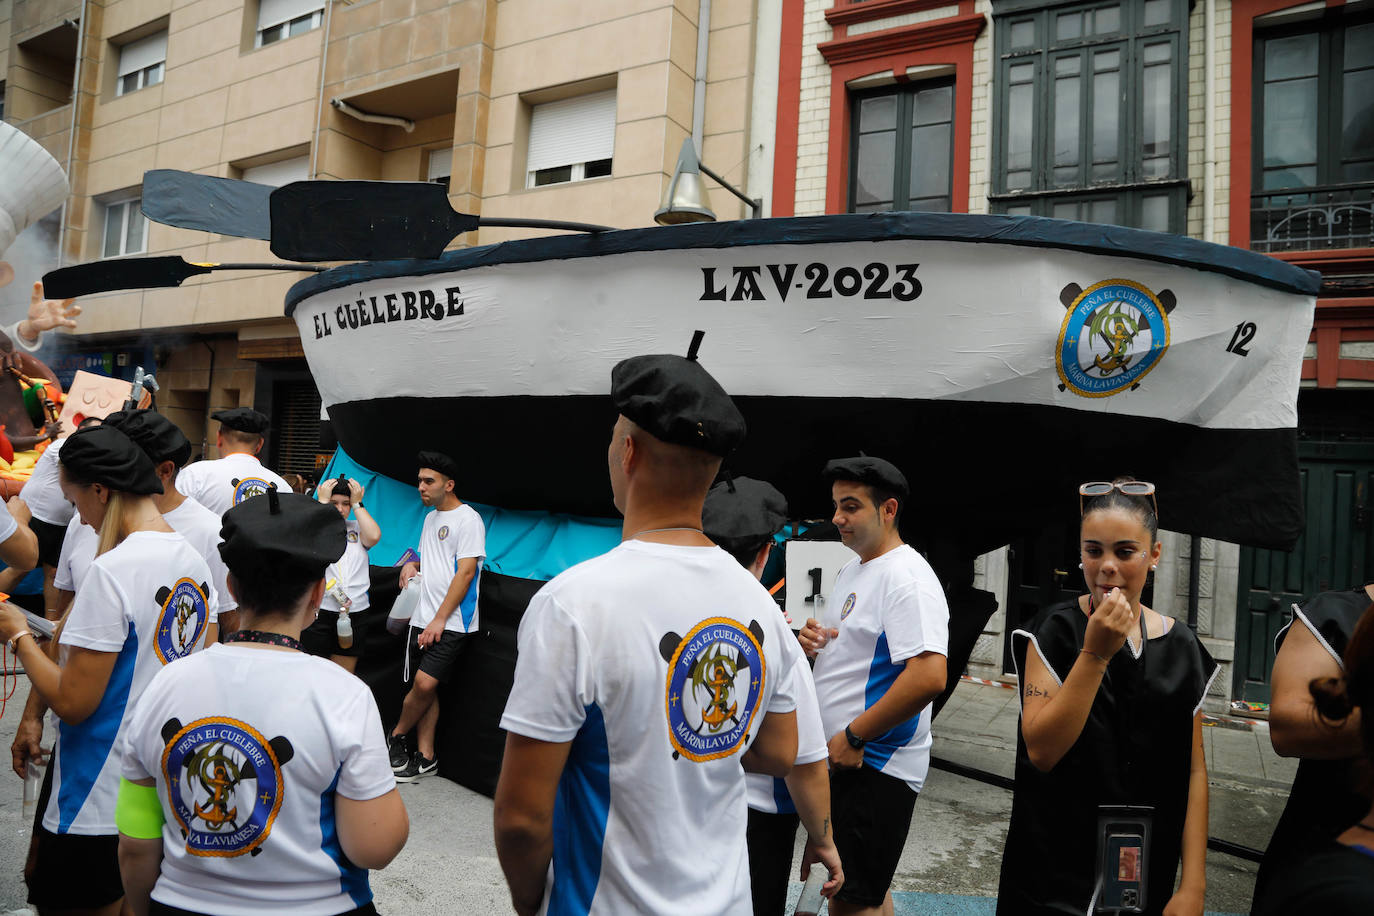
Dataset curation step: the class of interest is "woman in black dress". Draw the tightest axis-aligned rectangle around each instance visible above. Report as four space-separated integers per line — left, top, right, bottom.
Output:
997 479 1216 915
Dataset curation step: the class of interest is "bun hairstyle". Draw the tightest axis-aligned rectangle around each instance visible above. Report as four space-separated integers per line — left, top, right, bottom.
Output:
1080 475 1159 544
1309 603 1374 762
330 477 352 499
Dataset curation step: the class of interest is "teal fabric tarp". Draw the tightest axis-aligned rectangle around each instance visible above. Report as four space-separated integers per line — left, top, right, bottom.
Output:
318 447 622 582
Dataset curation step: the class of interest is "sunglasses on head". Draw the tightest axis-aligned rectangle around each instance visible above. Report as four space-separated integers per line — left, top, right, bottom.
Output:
1079 480 1158 517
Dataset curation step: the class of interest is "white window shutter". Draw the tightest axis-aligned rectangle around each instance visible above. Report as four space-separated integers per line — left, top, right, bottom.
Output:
258 0 323 31
428 147 453 181
526 90 616 173
118 32 168 77
243 156 309 187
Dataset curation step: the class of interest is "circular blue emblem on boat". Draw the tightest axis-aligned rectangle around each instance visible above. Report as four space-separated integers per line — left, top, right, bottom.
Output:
154 578 209 664
161 717 286 858
1056 279 1170 398
232 477 270 504
664 617 765 763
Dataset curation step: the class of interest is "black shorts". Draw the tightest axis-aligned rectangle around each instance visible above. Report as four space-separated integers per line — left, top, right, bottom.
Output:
151 900 378 916
830 766 919 907
303 608 377 658
407 625 469 684
747 807 800 916
31 517 66 568
27 827 123 909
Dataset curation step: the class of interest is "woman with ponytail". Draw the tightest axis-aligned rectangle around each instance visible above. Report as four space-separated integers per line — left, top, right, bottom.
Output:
1256 604 1374 912
0 424 218 915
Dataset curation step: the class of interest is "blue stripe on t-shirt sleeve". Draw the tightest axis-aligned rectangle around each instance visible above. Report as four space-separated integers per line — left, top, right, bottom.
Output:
458 560 482 630
56 625 139 832
771 777 796 815
862 632 921 771
548 703 611 916
320 769 373 907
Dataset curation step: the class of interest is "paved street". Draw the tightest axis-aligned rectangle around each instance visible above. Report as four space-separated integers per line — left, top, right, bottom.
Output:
0 675 1291 915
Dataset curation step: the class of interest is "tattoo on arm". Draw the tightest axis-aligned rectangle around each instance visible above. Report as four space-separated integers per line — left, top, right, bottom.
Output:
1024 684 1049 698
822 815 829 837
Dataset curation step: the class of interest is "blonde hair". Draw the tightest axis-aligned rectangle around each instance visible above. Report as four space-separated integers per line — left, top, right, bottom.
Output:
95 490 128 557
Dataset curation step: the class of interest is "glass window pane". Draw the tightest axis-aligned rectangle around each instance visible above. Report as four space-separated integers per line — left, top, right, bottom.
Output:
1052 200 1081 221
1142 53 1172 166
1005 204 1033 217
1143 0 1170 27
855 131 895 207
1264 165 1316 190
1140 195 1170 232
1263 78 1318 180
1056 12 1081 41
1144 43 1170 65
1089 198 1117 225
1054 71 1081 174
1007 170 1031 190
914 85 952 126
125 203 145 253
1094 49 1120 72
1007 79 1034 174
289 14 313 37
533 165 572 186
146 62 163 87
584 158 612 178
1348 23 1374 71
1094 6 1120 35
119 73 137 95
1264 34 1318 82
1342 68 1374 166
860 94 896 133
910 123 951 203
104 204 123 257
1010 19 1035 49
1092 69 1119 177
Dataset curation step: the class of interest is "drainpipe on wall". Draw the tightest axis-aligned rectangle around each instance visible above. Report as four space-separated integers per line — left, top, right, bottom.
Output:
309 0 335 179
692 0 711 152
58 3 89 268
1190 0 1216 633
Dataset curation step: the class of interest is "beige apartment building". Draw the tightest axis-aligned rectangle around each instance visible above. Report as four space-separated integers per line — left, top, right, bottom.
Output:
1 0 762 470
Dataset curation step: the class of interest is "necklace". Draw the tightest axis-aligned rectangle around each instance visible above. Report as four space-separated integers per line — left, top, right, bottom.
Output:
226 629 303 652
624 525 704 541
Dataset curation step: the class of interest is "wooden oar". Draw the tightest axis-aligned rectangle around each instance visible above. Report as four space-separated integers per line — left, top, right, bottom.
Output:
141 170 274 240
269 180 612 261
42 257 325 298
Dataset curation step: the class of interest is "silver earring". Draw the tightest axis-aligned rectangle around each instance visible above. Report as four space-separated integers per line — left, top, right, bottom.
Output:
1150 565 1157 570
1078 562 1084 569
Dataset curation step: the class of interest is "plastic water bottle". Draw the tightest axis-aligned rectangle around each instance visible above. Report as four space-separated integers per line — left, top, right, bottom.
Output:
388 573 421 635
336 609 353 650
795 866 827 916
21 759 44 829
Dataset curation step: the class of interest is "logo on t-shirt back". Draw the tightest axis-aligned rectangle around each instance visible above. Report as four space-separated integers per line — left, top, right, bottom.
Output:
840 592 856 620
437 525 450 540
347 530 359 543
659 617 766 763
153 579 211 664
160 716 294 858
230 477 271 505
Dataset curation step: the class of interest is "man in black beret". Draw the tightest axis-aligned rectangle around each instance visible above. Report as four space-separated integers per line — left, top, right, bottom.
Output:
98 409 233 629
799 454 948 916
176 406 292 520
703 477 845 912
388 450 485 782
495 334 800 915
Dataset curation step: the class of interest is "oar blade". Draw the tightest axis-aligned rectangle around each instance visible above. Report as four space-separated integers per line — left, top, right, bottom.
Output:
41 257 204 298
142 170 273 240
269 181 477 261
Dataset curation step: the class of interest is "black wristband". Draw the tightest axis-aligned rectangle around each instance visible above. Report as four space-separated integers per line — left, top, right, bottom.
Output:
845 724 866 749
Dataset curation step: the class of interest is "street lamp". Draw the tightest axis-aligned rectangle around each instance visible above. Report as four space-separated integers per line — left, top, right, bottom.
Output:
655 138 762 225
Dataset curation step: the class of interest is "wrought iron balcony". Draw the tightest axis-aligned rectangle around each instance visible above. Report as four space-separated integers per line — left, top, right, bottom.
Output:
1251 182 1374 253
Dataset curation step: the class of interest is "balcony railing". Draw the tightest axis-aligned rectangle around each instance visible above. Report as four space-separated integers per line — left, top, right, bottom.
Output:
1251 181 1374 253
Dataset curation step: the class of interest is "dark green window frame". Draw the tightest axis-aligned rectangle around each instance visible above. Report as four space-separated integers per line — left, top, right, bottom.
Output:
989 0 1190 233
847 79 956 213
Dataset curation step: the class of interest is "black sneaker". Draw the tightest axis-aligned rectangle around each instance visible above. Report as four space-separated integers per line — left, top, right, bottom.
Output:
388 735 409 773
395 752 438 783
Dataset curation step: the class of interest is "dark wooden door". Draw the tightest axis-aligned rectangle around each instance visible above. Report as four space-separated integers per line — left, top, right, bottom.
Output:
1234 441 1374 703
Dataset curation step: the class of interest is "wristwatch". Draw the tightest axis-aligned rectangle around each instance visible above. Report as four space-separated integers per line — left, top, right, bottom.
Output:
844 724 866 750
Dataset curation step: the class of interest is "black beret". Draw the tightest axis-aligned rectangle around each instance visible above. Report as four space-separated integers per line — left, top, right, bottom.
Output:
212 407 270 435
703 477 788 553
417 450 459 480
219 488 346 578
822 454 910 499
610 334 745 456
102 409 192 468
59 425 164 495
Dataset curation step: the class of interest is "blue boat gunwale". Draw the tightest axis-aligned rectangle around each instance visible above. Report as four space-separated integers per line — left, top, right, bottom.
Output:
282 211 1323 316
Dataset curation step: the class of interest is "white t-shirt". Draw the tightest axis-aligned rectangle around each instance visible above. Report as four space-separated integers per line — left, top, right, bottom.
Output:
176 452 293 517
0 495 18 544
745 631 828 814
811 544 949 793
53 515 98 593
44 531 218 835
321 519 370 613
163 496 234 615
501 540 800 915
121 644 395 916
19 436 73 526
414 503 484 633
